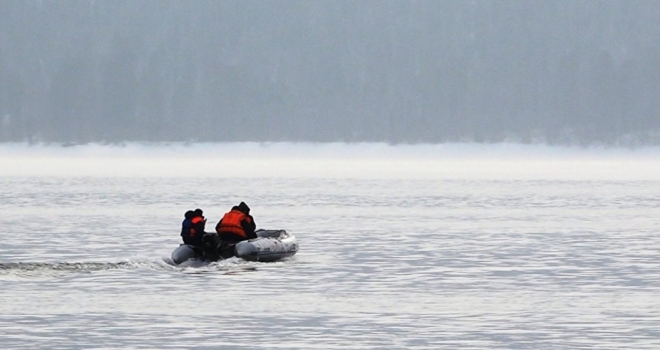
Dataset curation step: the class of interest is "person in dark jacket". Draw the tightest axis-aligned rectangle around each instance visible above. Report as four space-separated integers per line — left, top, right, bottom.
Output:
181 208 207 247
215 202 257 242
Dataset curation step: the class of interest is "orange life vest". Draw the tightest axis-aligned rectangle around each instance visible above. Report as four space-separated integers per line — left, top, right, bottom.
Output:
190 216 204 236
216 210 251 238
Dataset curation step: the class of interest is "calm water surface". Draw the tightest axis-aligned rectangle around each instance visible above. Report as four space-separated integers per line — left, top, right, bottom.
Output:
1 175 660 349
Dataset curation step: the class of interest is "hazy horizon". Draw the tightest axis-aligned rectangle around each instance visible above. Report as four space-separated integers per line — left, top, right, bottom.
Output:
2 141 659 180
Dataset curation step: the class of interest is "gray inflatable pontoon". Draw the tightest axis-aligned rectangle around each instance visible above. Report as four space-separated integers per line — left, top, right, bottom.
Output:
171 229 298 265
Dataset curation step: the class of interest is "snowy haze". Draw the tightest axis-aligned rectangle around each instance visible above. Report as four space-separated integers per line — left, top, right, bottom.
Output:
2 142 660 180
1 1 659 145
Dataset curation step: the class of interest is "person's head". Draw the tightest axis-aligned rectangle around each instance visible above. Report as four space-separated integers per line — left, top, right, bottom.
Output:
194 208 204 217
184 210 195 220
236 201 250 215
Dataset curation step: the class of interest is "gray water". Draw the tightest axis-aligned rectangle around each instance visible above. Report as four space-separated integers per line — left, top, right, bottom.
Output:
1 175 660 349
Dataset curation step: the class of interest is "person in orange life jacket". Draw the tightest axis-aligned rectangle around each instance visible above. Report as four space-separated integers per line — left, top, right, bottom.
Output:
215 202 257 242
181 208 207 246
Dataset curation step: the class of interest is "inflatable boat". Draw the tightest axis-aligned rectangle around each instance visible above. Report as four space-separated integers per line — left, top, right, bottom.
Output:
171 229 298 265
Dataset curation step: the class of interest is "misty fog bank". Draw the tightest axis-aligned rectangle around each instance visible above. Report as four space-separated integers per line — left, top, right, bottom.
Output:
1 1 659 145
2 142 660 180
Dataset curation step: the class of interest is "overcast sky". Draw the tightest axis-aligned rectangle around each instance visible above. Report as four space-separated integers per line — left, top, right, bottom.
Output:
1 1 659 145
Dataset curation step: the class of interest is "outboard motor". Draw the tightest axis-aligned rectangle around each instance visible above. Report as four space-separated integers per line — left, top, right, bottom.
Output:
217 242 237 259
201 233 221 261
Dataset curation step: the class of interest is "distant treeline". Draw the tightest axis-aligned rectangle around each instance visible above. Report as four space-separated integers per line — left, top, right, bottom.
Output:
1 1 659 145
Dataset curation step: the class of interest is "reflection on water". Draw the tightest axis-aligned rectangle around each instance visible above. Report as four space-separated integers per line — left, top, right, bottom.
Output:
1 177 660 349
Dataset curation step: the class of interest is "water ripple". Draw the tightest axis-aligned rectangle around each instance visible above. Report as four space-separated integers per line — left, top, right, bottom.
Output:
1 177 660 349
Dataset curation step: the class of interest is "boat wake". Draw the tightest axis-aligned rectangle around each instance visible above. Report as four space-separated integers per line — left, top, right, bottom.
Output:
0 261 138 280
0 261 138 273
0 257 264 279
